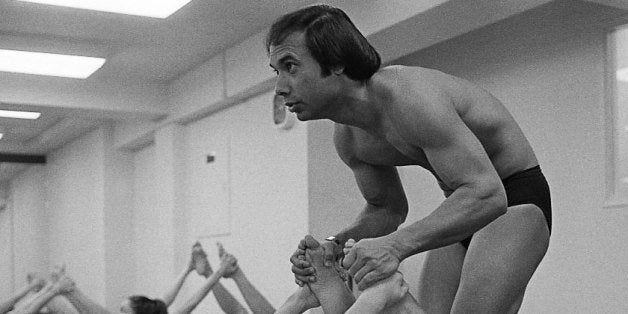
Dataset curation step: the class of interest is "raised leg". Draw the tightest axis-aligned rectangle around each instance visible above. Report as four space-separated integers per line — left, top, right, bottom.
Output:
304 235 355 314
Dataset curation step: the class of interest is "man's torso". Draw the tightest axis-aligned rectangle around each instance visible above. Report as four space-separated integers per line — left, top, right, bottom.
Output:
334 65 538 188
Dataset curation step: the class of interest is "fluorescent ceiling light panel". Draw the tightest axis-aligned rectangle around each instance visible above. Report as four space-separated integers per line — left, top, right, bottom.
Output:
618 67 628 82
17 0 192 18
0 49 105 79
0 110 41 120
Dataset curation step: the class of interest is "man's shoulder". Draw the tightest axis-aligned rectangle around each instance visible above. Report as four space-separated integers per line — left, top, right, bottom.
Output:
372 65 451 101
374 65 436 81
333 124 363 164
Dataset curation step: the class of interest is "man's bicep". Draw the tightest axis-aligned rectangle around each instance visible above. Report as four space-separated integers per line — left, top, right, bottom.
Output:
334 123 408 212
350 162 408 211
395 95 500 191
422 122 500 192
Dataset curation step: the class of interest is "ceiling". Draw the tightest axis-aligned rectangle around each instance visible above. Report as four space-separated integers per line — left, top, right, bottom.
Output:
0 0 316 180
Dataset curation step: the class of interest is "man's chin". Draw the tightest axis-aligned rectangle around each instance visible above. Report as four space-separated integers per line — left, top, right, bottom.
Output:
295 112 308 121
296 112 322 121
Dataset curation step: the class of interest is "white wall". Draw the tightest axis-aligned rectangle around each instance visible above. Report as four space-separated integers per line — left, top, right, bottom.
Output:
45 128 108 302
306 119 365 239
180 92 309 311
3 166 48 292
131 143 172 297
0 202 13 297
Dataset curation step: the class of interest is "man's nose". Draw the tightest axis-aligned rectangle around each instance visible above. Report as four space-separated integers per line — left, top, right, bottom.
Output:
275 75 289 97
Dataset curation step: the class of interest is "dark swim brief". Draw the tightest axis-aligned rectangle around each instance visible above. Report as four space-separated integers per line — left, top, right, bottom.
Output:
460 165 552 249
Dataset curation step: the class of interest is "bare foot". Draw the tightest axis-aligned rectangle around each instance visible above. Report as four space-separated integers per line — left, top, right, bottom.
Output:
49 264 66 282
219 252 239 278
303 236 344 288
27 272 47 292
303 235 355 313
192 242 211 276
50 274 75 295
217 242 226 258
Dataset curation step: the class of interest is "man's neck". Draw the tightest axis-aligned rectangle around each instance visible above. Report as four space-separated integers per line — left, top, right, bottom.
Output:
327 80 381 131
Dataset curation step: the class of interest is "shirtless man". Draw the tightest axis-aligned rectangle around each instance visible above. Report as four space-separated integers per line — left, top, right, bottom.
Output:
267 5 552 313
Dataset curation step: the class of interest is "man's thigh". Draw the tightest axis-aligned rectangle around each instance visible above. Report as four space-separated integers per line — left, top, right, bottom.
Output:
417 241 466 313
452 204 550 313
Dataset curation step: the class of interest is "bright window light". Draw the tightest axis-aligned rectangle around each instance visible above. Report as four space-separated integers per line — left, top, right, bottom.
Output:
0 110 41 120
17 0 192 18
0 49 105 79
617 67 628 82
0 134 4 140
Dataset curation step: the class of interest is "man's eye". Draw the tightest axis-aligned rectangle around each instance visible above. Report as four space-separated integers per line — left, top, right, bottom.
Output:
286 63 296 72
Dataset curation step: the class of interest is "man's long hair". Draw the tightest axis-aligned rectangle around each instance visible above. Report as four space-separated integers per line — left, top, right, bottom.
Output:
266 4 381 82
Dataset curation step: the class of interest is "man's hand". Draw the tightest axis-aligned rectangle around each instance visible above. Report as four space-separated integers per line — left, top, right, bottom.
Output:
290 236 342 286
342 236 401 290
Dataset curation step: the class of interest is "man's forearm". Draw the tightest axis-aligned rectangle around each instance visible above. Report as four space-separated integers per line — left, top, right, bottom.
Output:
335 204 405 246
390 185 506 259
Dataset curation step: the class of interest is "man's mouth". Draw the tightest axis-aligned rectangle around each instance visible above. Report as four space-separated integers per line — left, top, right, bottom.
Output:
285 101 299 112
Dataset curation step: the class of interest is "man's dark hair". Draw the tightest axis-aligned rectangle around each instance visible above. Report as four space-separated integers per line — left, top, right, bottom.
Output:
128 296 168 314
266 4 381 82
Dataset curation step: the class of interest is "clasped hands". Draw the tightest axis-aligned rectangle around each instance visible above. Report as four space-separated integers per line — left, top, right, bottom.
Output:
290 236 401 290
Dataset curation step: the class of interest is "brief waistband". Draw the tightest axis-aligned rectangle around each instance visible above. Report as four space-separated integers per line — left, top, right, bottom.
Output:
502 165 542 182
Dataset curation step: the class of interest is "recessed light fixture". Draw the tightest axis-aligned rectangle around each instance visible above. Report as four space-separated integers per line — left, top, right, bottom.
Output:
17 0 193 18
0 49 105 79
618 67 628 82
0 109 41 120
